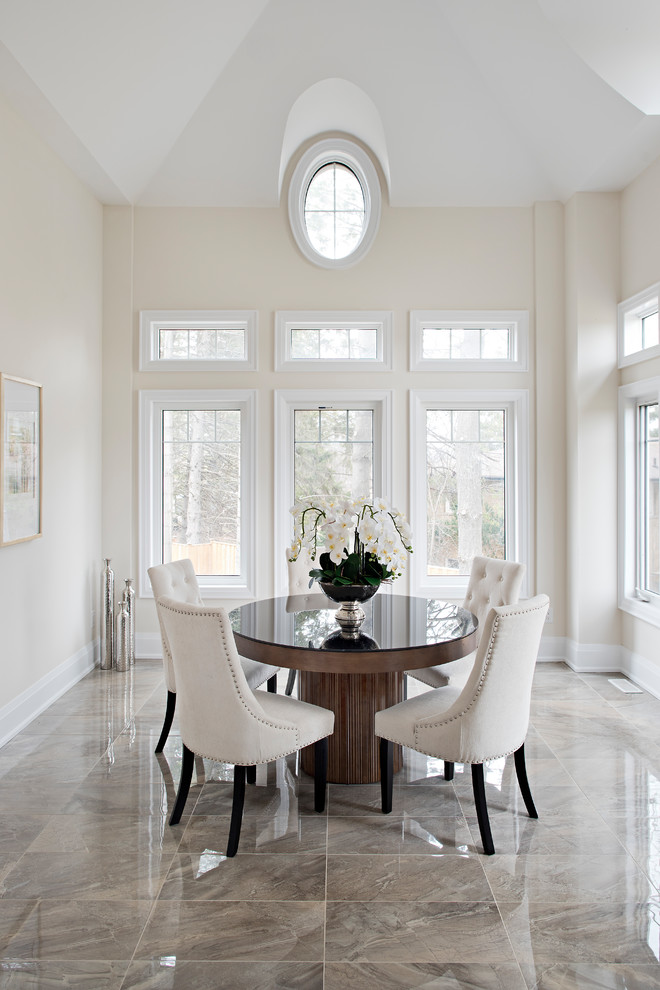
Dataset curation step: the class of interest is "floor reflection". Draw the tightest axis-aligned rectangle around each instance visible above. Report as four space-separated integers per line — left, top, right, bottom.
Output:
0 660 658 989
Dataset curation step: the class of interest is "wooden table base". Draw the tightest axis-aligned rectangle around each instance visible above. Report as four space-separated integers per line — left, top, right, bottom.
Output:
299 669 404 784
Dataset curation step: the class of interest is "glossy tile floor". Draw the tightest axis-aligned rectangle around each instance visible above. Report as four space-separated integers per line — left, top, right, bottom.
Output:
0 661 659 989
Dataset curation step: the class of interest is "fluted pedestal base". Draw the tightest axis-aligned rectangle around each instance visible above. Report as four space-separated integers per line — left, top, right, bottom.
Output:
299 670 404 783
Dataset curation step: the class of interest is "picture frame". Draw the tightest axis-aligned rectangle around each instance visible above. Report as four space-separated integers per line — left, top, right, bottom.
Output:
0 374 42 546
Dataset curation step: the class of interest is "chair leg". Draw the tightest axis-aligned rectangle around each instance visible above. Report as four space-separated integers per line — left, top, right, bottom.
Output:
155 690 176 753
471 763 495 855
514 743 538 819
444 761 455 781
227 765 247 857
379 738 393 814
169 743 194 826
267 674 277 693
246 765 257 785
285 669 297 696
314 737 328 812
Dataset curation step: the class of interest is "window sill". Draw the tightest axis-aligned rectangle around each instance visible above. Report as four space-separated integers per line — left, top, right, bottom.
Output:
619 595 660 630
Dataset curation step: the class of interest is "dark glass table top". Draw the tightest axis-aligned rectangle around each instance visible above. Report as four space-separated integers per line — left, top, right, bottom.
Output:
229 594 478 673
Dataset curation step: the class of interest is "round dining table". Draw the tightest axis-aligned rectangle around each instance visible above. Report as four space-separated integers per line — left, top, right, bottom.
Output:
229 593 478 784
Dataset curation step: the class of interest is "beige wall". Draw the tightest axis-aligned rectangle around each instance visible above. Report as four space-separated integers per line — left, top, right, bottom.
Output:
0 94 103 715
96 201 573 641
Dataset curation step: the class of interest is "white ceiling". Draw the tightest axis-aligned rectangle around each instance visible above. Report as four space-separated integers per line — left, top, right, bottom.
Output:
1 0 659 207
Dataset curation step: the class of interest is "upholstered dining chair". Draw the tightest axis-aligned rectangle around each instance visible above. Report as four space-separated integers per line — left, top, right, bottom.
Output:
376 594 549 855
406 555 526 690
283 547 325 696
157 596 335 856
148 559 279 753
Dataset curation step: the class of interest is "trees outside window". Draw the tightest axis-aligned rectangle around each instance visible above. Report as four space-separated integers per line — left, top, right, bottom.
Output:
411 390 529 599
139 390 255 598
274 390 392 595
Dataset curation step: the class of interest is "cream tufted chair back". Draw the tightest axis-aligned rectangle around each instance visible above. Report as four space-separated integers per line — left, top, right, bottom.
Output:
149 559 203 693
407 555 525 690
286 547 323 597
148 558 279 753
463 556 526 650
158 598 301 765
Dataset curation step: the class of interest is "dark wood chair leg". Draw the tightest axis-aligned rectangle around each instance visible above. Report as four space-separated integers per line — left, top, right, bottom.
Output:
155 690 176 753
444 761 455 780
285 669 297 696
471 763 495 855
169 743 194 825
227 765 247 857
246 765 257 785
514 743 538 819
267 674 277 693
379 738 393 814
314 737 328 812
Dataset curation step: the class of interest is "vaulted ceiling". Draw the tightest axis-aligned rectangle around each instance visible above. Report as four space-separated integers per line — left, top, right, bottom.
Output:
1 0 659 207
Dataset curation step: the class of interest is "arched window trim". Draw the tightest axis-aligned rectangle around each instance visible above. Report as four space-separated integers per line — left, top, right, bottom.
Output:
288 138 381 269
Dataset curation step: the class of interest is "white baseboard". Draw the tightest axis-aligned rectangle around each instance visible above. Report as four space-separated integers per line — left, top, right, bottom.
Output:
538 636 660 701
137 632 162 660
564 640 623 673
0 640 97 749
537 635 568 662
620 646 660 701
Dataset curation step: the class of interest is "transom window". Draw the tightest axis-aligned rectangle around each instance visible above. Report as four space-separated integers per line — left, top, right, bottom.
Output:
275 311 392 371
618 284 660 367
410 311 529 372
288 139 381 270
139 311 257 372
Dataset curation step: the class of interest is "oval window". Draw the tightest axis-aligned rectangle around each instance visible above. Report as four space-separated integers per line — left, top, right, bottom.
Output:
288 139 381 269
304 162 366 260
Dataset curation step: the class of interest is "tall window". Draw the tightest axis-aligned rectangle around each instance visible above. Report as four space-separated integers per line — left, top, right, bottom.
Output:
426 408 505 576
411 390 529 598
619 378 660 624
274 390 392 594
139 390 255 597
639 402 659 597
294 407 373 502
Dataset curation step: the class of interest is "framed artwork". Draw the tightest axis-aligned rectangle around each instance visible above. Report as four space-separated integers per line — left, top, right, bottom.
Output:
0 374 42 546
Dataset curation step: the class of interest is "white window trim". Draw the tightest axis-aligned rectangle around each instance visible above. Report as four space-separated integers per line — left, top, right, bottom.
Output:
410 310 529 372
274 310 393 372
138 389 257 599
618 376 660 627
139 310 258 372
287 138 381 270
273 389 393 596
618 284 660 368
410 389 530 600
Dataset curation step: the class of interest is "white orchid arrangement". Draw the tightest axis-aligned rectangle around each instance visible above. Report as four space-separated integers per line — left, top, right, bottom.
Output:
289 495 413 587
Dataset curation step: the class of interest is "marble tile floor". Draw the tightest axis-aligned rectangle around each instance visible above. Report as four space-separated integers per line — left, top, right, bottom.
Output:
0 660 659 988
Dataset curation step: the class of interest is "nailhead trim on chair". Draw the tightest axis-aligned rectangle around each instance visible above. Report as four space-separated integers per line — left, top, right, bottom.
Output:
157 599 338 765
392 599 548 763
